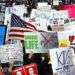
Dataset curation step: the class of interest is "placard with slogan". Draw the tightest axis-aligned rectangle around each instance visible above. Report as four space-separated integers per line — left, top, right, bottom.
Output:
0 42 23 64
49 47 75 75
24 32 58 53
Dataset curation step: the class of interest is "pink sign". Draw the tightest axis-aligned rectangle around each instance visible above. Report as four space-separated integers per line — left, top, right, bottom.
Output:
59 5 75 18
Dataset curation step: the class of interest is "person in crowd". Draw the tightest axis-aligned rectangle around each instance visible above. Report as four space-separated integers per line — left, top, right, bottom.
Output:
47 25 52 31
24 53 32 65
41 54 53 75
1 63 13 75
0 65 3 75
5 0 14 7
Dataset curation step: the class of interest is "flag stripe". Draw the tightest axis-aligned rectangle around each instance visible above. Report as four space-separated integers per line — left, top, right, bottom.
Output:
25 22 37 30
10 27 35 32
9 34 24 37
8 37 24 40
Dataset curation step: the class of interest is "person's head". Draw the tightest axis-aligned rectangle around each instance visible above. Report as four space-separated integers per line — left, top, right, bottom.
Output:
47 25 52 31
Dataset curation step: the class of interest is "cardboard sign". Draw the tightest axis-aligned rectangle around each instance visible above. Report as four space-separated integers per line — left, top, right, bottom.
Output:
0 42 23 63
24 32 58 53
49 47 75 75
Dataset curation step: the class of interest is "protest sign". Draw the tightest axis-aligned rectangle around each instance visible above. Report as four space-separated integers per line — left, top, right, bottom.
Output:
53 0 59 5
12 64 38 75
0 25 7 45
59 5 75 18
24 63 38 75
64 19 75 30
12 4 27 20
49 47 75 75
31 9 68 31
24 32 58 53
4 4 27 25
58 30 75 47
0 42 23 64
37 2 51 11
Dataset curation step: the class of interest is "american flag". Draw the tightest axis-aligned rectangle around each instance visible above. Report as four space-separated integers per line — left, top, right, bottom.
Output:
8 14 37 40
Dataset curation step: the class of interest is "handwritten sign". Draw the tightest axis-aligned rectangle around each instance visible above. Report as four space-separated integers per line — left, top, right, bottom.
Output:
0 42 23 63
12 4 27 20
49 47 75 75
4 4 27 24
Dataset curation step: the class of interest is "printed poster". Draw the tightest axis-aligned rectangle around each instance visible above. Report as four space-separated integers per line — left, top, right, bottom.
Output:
24 32 58 53
49 47 75 75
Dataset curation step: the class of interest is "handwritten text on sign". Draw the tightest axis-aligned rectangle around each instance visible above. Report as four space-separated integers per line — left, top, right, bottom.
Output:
50 48 75 75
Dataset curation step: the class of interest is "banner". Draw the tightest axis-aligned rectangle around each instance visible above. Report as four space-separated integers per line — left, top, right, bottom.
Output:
24 32 58 53
49 47 75 75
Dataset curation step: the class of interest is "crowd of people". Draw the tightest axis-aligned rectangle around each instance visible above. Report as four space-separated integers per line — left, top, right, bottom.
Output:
0 53 53 75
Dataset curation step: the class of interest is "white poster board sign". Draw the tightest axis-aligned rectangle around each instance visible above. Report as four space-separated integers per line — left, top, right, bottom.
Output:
4 4 27 25
12 4 27 20
53 0 59 5
49 47 75 75
37 2 51 11
30 9 68 31
0 42 23 63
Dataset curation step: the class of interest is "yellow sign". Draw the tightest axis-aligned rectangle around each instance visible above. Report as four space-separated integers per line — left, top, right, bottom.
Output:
59 39 70 47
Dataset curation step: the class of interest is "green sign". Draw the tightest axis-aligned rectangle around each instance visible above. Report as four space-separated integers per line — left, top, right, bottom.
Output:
25 35 38 49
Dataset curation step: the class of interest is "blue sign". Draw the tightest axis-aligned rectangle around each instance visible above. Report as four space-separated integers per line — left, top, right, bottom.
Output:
0 25 7 45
